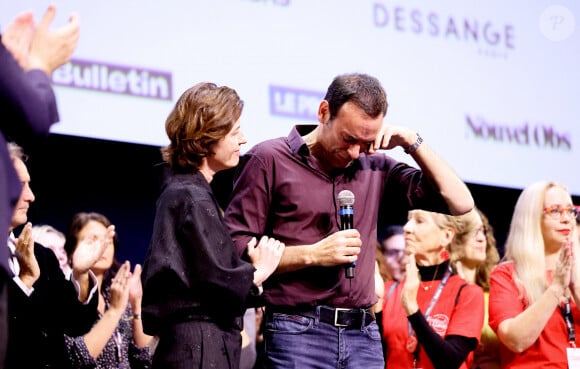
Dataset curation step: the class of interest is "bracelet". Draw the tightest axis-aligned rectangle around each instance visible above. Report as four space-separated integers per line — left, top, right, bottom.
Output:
404 133 423 154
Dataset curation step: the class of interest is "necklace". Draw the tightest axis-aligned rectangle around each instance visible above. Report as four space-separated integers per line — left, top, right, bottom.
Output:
420 263 440 291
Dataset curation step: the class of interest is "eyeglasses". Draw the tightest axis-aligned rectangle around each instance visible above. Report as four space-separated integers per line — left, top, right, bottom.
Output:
543 205 579 220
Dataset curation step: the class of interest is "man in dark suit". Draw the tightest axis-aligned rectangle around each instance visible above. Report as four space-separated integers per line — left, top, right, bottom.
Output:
0 6 80 368
6 142 112 369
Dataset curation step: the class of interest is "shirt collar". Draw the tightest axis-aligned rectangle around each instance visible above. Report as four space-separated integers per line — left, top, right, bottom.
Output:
287 125 317 157
7 232 16 252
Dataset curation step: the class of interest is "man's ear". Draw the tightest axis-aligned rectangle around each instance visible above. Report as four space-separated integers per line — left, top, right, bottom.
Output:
318 100 330 125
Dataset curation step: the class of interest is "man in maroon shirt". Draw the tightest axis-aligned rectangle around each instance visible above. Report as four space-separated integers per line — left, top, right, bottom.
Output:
224 73 474 369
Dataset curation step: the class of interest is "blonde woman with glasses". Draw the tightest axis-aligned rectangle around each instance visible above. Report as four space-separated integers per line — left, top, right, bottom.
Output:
488 180 580 368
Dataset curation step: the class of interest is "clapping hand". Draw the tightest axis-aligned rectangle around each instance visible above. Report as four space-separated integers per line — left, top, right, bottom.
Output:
552 238 573 300
15 222 40 288
401 253 420 316
1 11 34 69
128 263 143 309
568 238 578 290
108 261 131 314
72 224 115 275
27 5 80 75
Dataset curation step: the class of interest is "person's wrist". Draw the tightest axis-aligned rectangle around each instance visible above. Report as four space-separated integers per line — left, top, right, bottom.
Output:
19 274 36 289
107 306 125 319
404 302 419 316
253 271 266 287
404 133 423 154
549 284 565 303
25 57 51 75
72 269 89 282
131 296 142 307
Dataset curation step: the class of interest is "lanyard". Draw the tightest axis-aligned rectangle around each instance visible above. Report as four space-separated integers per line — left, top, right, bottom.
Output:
560 297 577 347
407 266 452 366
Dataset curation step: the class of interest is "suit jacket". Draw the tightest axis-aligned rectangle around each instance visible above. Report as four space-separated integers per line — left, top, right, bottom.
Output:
6 243 98 369
0 39 60 369
0 39 59 274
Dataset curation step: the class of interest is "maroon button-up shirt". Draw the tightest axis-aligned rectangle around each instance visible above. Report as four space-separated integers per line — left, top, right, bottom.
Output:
224 125 448 309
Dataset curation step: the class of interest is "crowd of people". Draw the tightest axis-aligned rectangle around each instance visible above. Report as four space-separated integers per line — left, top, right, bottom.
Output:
1 4 580 369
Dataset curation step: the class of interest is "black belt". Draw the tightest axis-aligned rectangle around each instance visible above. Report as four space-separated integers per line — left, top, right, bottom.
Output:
269 305 375 328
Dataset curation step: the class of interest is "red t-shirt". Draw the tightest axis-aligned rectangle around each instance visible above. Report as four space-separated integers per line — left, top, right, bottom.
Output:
382 275 484 369
489 261 580 368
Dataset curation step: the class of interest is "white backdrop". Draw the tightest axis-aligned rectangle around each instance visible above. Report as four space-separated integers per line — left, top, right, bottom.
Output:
2 0 578 195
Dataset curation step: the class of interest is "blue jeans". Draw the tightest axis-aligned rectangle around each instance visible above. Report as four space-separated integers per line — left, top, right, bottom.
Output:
263 307 384 369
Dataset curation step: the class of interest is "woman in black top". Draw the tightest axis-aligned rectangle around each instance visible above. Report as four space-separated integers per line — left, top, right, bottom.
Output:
141 82 285 369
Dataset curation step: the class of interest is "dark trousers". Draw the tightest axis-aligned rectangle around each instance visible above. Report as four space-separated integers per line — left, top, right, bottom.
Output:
152 320 242 369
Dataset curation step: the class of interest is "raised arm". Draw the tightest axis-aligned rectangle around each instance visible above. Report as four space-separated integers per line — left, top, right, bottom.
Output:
26 5 80 75
2 5 80 75
372 125 474 215
0 5 80 142
127 264 152 348
83 262 131 358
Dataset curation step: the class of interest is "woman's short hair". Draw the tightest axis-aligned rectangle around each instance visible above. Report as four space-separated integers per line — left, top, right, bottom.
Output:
162 82 244 171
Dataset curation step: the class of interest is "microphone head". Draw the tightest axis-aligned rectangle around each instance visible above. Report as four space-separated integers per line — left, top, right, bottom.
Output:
338 190 355 207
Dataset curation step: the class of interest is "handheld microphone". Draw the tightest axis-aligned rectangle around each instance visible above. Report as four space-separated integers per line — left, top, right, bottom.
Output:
338 190 355 279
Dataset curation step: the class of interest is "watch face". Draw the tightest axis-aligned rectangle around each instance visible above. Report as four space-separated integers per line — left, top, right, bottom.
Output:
405 134 423 154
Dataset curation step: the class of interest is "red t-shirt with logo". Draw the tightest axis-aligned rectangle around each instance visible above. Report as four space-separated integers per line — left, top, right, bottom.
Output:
382 275 484 369
489 261 580 368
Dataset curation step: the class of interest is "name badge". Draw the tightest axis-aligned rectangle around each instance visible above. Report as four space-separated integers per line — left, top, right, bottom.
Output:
567 347 580 368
